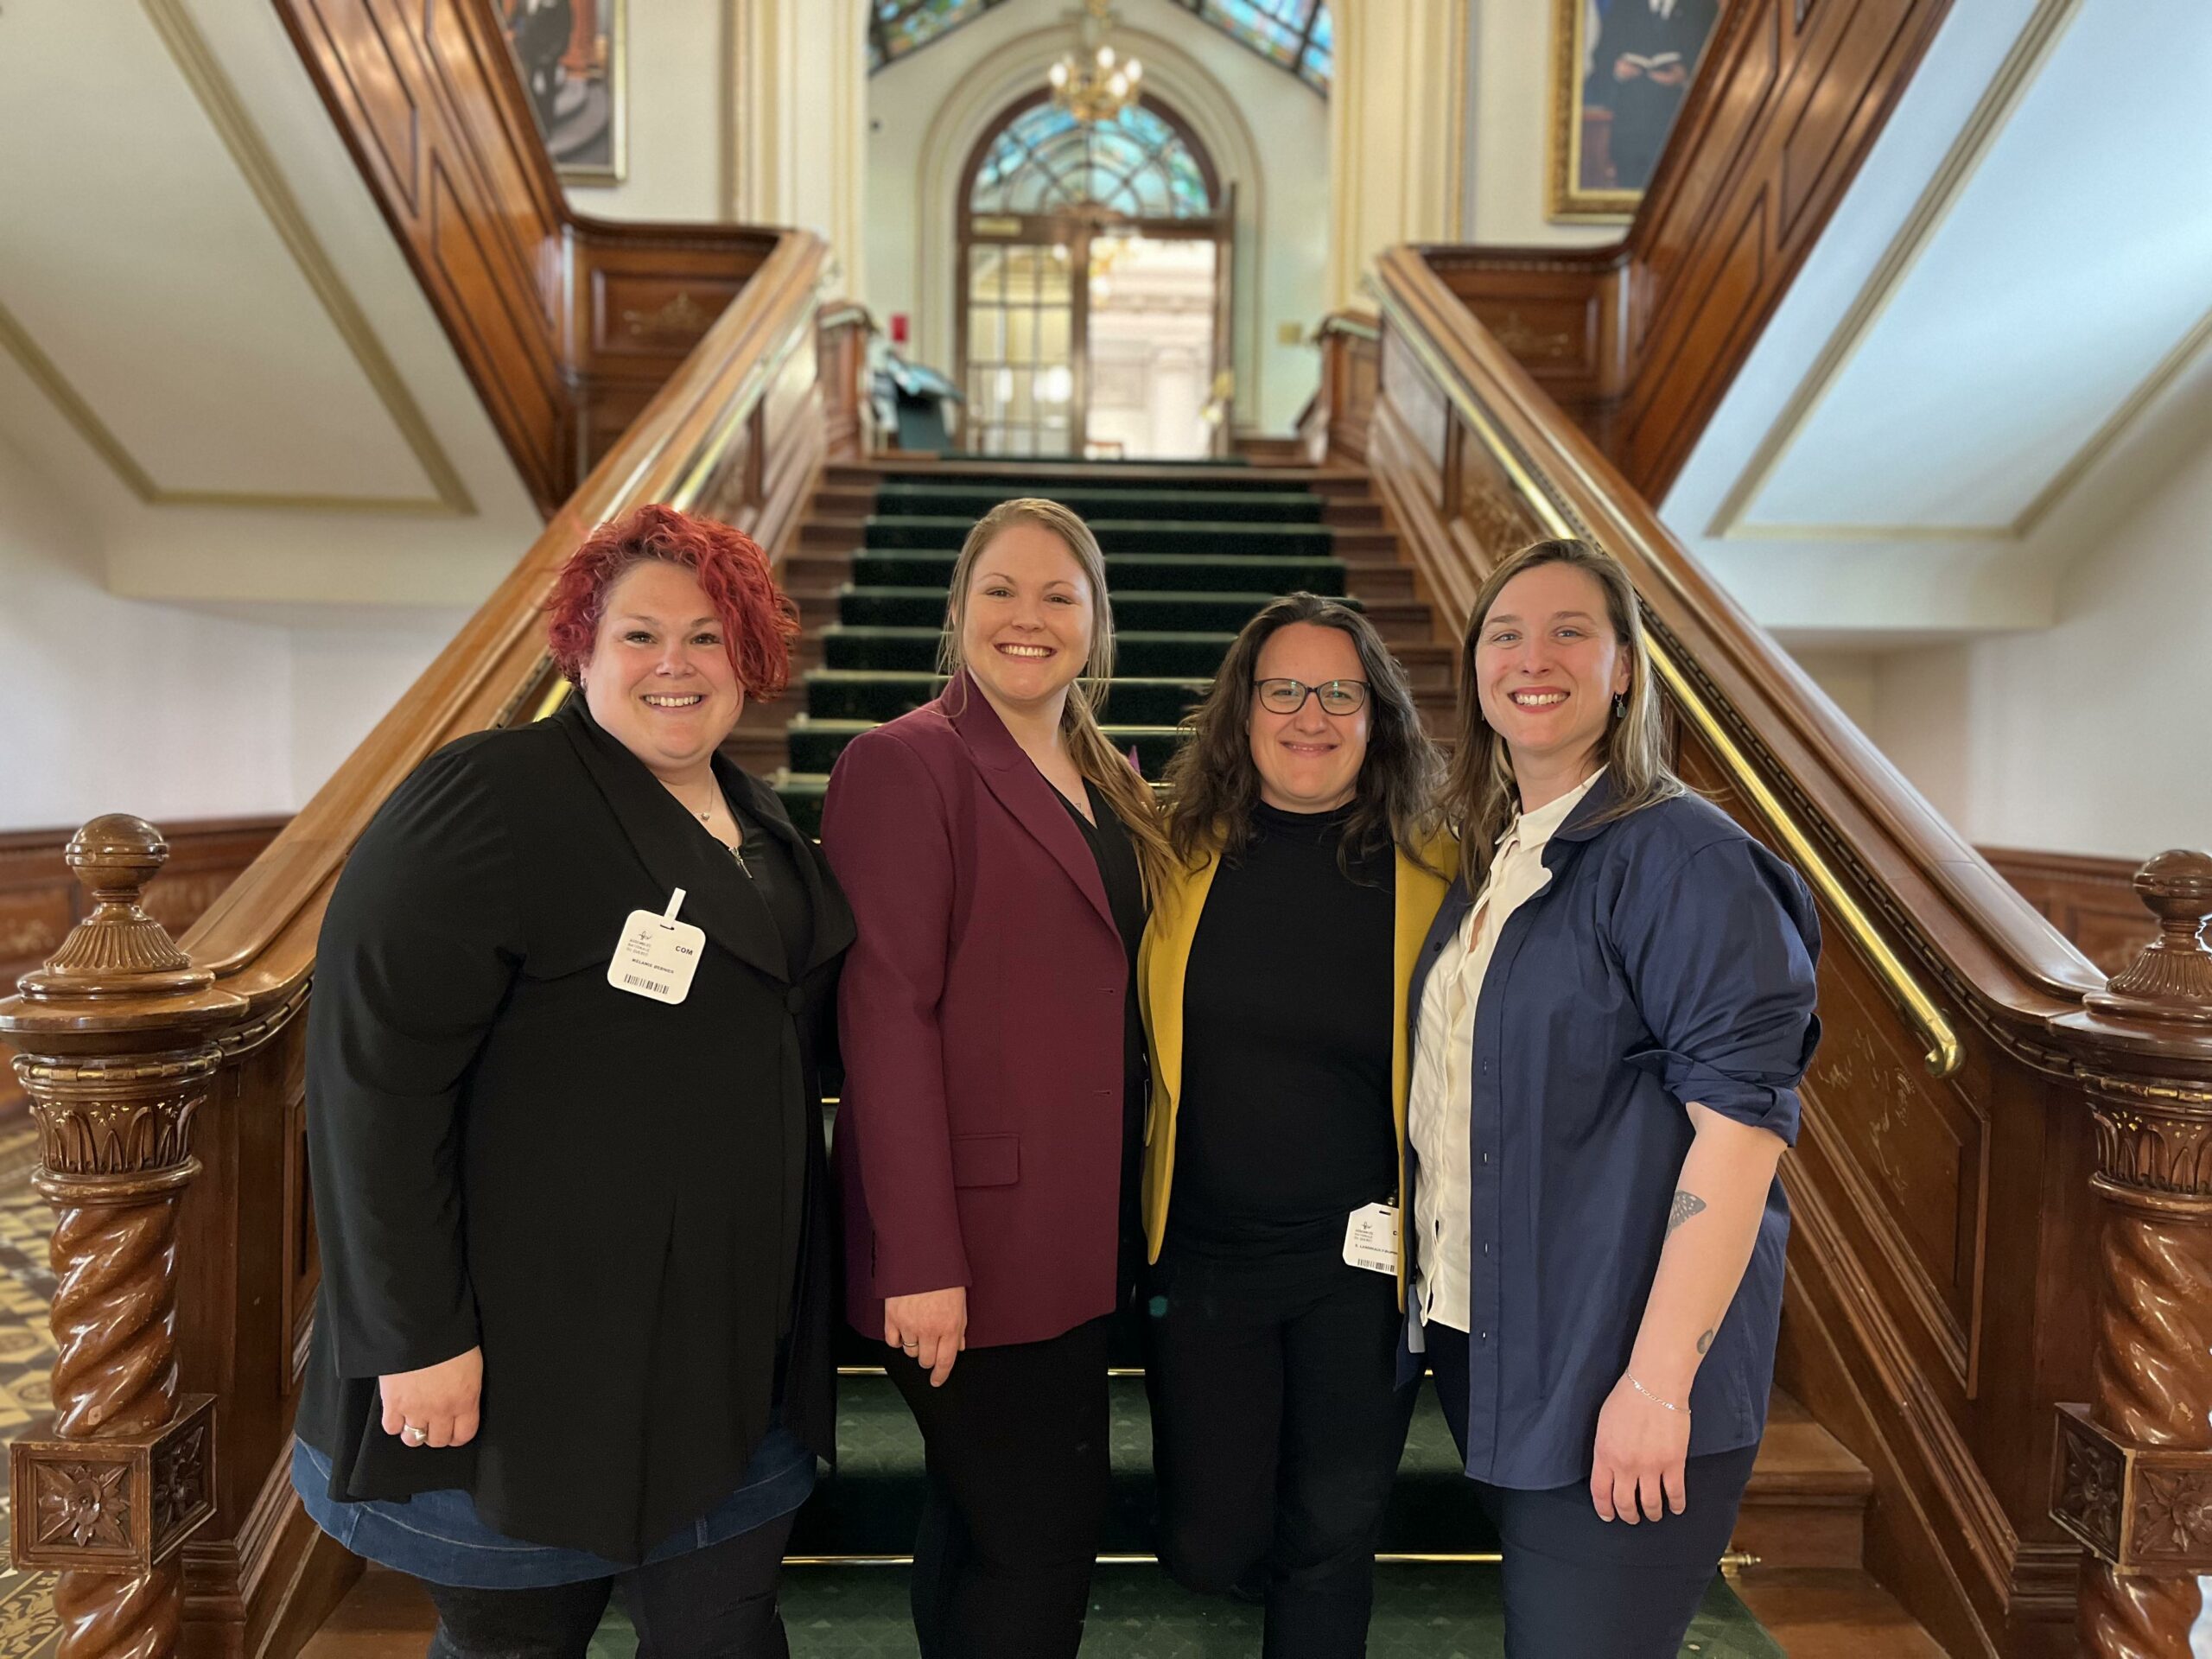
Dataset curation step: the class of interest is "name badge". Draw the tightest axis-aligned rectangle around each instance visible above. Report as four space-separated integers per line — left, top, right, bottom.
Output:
607 887 702 1005
1344 1201 1399 1276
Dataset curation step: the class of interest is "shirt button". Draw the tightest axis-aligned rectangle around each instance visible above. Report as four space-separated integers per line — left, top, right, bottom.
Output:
1479 1331 1489 1343
1481 1060 1491 1075
1481 1152 1491 1166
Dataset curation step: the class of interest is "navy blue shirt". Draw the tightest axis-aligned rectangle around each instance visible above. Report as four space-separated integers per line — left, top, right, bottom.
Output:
1402 775 1821 1491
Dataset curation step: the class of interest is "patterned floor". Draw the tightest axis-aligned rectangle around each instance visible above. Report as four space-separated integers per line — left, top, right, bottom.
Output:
0 1123 61 1659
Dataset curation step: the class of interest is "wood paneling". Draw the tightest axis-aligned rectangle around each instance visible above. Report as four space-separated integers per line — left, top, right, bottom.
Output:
1364 243 2212 1659
1415 0 1954 500
278 0 778 518
1980 848 2156 981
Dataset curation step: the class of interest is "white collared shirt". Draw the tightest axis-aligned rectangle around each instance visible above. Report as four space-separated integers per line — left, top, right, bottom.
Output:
1408 769 1605 1333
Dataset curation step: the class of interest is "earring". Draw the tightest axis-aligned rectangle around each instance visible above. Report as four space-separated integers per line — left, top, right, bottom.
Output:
1612 692 1627 721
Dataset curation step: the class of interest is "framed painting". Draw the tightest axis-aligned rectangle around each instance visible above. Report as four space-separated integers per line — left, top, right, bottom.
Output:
499 0 628 185
1548 0 1722 222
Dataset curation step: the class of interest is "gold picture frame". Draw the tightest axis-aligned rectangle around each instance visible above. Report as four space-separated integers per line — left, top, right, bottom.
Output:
499 0 629 187
1548 0 1721 224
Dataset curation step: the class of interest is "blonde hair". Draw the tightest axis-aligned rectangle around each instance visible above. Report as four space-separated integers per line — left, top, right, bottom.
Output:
939 498 1173 893
1442 537 1683 886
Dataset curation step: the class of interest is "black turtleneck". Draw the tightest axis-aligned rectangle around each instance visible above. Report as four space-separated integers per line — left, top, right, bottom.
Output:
1166 800 1397 1274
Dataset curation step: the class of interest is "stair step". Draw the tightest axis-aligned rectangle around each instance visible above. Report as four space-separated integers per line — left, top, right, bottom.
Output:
835 587 1370 633
850 550 1346 596
787 1376 1869 1567
861 517 1338 555
790 1373 1488 1559
868 484 1328 524
804 670 1208 728
823 626 1234 678
302 1562 1789 1657
835 461 1343 495
1731 1389 1873 1569
786 719 1185 779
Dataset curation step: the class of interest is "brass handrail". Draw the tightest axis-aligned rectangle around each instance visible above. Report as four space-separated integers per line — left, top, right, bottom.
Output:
1372 282 1964 1079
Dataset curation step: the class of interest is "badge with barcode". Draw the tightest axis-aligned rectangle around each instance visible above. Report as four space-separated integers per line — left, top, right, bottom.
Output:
1344 1201 1399 1275
607 888 702 1005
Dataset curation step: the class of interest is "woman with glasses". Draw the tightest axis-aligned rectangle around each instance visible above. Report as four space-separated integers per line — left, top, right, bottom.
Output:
1138 592 1452 1658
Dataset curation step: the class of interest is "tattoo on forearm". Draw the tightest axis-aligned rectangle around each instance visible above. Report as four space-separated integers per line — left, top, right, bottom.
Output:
1697 1328 1714 1356
1667 1190 1707 1236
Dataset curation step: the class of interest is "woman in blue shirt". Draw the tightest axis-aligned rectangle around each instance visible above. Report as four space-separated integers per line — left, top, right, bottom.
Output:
1404 537 1821 1657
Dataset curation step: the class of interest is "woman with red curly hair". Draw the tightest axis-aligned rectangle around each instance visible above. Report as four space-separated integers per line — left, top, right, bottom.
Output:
291 504 853 1658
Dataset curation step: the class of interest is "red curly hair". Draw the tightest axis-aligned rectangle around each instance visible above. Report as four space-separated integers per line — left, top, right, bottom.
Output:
543 504 799 699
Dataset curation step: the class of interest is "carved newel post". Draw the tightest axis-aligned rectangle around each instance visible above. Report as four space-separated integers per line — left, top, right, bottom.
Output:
0 817 238 1659
2050 849 2212 1658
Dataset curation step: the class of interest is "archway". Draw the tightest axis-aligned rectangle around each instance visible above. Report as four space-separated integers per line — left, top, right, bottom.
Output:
955 91 1232 458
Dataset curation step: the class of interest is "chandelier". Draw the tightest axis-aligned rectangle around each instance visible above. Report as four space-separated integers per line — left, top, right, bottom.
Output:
1047 0 1142 125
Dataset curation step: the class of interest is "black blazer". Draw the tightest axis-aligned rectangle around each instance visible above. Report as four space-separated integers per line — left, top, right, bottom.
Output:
295 695 854 1563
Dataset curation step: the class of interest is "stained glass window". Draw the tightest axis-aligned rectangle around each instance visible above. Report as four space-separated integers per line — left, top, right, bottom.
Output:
868 0 1009 73
969 103 1216 220
1166 0 1332 93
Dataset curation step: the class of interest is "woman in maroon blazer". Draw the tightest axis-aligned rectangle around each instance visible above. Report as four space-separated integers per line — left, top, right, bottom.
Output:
821 497 1170 1659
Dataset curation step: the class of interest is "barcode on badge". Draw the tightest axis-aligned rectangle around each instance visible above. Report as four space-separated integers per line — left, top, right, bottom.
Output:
622 973 672 995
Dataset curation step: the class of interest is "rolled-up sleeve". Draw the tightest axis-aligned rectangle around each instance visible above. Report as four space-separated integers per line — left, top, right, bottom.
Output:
1617 838 1821 1144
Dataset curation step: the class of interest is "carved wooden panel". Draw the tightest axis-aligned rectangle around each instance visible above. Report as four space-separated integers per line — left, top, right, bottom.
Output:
1381 329 1449 474
1452 415 1549 562
591 276 742 361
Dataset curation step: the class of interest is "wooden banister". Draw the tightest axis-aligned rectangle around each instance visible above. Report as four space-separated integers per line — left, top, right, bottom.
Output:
1365 240 2212 1659
1433 0 1955 499
276 0 790 518
0 188 830 1657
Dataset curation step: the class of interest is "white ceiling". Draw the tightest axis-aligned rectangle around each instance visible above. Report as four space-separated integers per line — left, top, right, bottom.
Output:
0 0 538 607
1667 0 2212 642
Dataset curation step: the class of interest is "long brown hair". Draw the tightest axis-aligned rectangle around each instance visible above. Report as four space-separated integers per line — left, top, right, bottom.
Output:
938 498 1173 893
1443 537 1683 887
1160 592 1442 875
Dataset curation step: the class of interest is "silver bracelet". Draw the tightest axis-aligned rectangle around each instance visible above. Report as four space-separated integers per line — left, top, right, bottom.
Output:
1628 1371 1688 1414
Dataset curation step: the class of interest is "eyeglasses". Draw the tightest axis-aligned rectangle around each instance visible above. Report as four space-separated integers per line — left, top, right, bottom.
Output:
1253 677 1370 715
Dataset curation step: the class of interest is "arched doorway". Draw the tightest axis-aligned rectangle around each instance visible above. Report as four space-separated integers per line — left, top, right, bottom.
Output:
956 92 1232 458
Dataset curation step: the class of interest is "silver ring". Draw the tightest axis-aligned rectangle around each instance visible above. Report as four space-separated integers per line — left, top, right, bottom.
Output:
401 1424 428 1445
901 1343 920 1352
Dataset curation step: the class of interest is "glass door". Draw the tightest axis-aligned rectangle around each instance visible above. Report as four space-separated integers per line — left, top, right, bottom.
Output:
963 241 1077 457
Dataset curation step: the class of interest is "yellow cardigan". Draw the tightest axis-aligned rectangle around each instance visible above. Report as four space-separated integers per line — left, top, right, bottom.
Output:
1136 827 1459 1304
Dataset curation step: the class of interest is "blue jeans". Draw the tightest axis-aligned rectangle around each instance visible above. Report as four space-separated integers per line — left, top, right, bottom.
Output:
291 1425 813 1589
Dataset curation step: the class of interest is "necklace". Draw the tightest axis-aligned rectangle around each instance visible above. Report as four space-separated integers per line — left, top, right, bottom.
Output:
689 779 752 877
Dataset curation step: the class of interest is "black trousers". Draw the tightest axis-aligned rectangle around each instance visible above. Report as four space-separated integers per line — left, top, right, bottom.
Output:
885 1314 1113 1659
1428 1325 1758 1659
1143 1255 1416 1658
421 1510 795 1659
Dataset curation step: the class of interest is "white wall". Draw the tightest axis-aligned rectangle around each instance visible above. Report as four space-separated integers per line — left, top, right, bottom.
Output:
1461 0 1621 247
0 435 470 833
0 436 292 832
1860 415 2212 860
865 0 1329 435
563 0 728 223
286 614 473 807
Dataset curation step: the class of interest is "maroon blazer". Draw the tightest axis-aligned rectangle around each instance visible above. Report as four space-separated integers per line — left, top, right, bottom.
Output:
820 671 1131 1349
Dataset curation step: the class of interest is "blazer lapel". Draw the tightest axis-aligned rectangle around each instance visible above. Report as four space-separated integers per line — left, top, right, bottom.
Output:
944 671 1120 938
552 698 791 985
728 766 857 976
